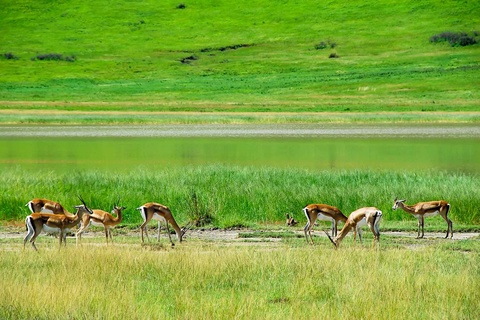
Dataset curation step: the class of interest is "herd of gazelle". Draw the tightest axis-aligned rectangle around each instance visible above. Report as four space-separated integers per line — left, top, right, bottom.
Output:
303 198 452 248
24 197 187 251
23 196 453 251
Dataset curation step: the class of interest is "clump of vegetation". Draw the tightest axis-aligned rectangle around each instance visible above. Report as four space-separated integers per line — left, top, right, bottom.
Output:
315 40 337 50
31 53 76 62
329 52 340 58
430 31 478 47
2 52 18 60
176 3 186 9
200 43 253 53
180 55 198 64
187 191 214 227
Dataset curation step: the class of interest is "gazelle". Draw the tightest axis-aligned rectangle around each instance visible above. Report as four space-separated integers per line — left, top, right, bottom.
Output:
26 197 86 238
392 198 452 239
137 202 185 246
25 198 68 215
24 197 93 251
76 202 126 245
325 207 382 249
285 213 298 227
303 203 348 244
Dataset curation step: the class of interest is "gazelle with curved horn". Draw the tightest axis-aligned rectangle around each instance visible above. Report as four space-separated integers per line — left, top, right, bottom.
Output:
325 207 382 249
24 196 93 251
392 198 452 239
137 202 185 246
76 199 126 245
303 203 348 244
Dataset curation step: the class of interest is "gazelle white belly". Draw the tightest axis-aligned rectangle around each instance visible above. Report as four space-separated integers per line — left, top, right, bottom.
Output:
317 213 334 222
90 220 104 228
415 211 439 219
153 213 167 223
356 217 367 228
43 225 70 234
40 208 54 213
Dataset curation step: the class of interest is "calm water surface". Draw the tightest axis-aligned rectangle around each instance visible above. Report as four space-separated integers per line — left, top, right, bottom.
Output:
1 124 479 172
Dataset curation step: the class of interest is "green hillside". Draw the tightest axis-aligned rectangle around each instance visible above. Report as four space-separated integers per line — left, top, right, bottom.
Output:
0 0 479 120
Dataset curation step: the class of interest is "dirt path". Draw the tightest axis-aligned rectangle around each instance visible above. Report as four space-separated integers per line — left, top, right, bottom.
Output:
3 228 478 242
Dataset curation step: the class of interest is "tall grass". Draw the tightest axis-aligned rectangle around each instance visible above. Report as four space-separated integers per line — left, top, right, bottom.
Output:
1 166 479 227
0 243 478 319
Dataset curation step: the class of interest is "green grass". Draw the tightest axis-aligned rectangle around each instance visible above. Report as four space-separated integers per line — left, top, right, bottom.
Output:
0 0 479 121
1 239 479 319
2 166 479 227
1 111 480 125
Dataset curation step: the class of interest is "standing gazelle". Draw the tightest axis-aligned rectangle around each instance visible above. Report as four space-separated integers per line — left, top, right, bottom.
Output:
392 198 452 239
76 201 126 245
325 207 382 249
137 202 184 246
24 196 93 251
303 203 348 244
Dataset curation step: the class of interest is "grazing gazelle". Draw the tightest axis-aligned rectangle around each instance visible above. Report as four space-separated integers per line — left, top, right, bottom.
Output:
24 196 93 251
392 198 452 239
285 213 298 227
76 201 126 245
303 203 348 244
137 202 185 246
25 198 69 215
325 207 382 249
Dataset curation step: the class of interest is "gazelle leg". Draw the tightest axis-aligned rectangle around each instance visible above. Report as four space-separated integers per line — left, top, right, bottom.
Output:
420 216 425 238
164 222 174 246
140 221 149 243
416 218 421 239
303 222 313 244
157 220 162 242
104 227 109 244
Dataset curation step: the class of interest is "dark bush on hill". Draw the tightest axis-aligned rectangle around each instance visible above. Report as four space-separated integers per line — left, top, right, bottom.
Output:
32 53 76 62
180 55 198 64
3 52 18 60
315 40 337 50
430 32 477 46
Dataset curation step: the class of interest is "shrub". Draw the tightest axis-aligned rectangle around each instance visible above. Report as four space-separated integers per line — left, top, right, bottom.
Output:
315 40 337 50
32 53 76 62
3 52 18 60
180 55 198 64
430 32 477 47
187 191 214 227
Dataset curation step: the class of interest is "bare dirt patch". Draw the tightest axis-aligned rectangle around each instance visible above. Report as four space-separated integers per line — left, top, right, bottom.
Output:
3 226 478 249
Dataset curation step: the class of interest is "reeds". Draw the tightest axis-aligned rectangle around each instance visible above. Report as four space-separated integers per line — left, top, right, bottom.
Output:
1 166 479 227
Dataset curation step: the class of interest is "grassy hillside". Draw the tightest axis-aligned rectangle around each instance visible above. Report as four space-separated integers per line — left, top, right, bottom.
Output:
0 0 479 120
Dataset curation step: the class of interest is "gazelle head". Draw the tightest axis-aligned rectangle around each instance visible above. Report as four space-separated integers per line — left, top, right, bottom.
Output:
77 195 94 215
392 198 406 210
285 213 298 226
324 231 338 249
180 221 194 238
111 198 126 214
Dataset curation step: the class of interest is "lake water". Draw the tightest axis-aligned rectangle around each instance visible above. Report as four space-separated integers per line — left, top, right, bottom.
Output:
1 124 479 172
